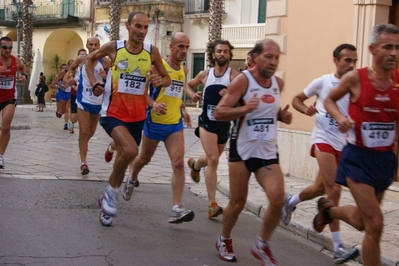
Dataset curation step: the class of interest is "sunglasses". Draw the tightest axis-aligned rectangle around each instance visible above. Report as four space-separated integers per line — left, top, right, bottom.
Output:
1 45 13 50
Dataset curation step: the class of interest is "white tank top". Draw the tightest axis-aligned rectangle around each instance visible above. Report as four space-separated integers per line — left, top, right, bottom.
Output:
233 70 281 160
304 73 349 151
77 60 104 105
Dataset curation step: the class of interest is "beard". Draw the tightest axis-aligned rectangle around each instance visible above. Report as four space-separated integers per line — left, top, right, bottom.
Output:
215 57 228 67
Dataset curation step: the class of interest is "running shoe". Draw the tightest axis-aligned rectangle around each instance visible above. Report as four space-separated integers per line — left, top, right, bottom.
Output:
215 235 237 262
104 144 114 163
121 177 137 201
68 122 74 134
0 156 4 169
99 211 113 227
80 163 90 175
187 157 200 183
98 187 118 217
63 123 68 130
281 194 296 225
313 197 334 232
168 204 194 223
208 201 223 219
333 245 359 264
250 241 278 266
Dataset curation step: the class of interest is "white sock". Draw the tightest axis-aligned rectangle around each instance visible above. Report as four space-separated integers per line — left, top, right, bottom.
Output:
331 231 342 252
289 194 302 207
106 184 119 194
108 145 114 153
256 236 268 249
172 204 180 211
220 235 230 241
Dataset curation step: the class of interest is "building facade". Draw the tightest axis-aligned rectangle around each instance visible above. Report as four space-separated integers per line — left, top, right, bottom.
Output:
1 0 398 182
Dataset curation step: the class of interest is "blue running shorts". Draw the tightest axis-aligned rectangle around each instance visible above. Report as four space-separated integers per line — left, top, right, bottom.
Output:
58 89 71 102
100 117 144 146
77 101 101 115
336 143 397 194
143 120 183 142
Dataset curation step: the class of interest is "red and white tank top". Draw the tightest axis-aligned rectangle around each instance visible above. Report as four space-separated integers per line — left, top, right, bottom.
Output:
347 67 399 151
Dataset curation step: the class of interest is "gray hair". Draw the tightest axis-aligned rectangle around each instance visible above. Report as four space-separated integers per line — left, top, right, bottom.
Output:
369 23 399 46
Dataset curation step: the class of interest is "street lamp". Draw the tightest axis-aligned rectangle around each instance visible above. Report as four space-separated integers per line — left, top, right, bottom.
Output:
9 0 36 104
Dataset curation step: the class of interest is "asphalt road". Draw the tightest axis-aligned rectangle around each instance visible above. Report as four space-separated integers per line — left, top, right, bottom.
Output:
0 178 347 266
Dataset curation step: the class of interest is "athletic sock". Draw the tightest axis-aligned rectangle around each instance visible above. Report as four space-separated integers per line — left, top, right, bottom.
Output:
108 145 114 153
289 194 302 207
331 231 343 252
256 236 268 249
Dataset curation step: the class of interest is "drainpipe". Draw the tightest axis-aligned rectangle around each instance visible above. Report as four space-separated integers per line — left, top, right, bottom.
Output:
90 0 95 36
154 7 159 46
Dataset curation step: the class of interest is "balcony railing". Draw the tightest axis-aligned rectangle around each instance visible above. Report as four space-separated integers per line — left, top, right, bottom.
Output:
0 0 87 21
222 24 265 48
185 0 210 14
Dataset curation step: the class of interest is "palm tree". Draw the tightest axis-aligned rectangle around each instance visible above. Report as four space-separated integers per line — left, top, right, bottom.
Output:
109 0 121 41
208 0 224 42
22 0 34 103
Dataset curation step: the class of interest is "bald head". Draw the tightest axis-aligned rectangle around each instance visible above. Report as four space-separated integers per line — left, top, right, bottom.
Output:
86 37 101 53
171 32 189 45
169 32 190 65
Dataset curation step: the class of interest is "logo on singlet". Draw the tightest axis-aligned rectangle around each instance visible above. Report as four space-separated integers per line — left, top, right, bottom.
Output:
261 94 275 103
375 94 390 102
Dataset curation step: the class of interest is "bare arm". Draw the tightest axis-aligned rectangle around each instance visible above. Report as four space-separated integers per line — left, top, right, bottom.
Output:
86 41 116 87
214 74 258 121
64 55 85 85
324 70 360 133
51 71 66 90
16 57 27 83
292 92 318 116
150 46 171 88
185 70 208 102
276 78 292 124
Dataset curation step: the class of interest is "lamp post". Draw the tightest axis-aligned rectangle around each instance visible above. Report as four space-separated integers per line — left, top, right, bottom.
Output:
9 0 35 104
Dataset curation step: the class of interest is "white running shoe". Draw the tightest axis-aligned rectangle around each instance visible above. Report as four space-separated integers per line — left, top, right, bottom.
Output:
168 204 194 223
281 194 296 225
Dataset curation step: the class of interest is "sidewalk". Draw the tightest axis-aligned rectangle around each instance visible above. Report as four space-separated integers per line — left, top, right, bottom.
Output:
3 105 399 266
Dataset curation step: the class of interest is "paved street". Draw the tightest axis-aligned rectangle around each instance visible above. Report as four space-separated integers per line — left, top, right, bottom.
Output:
0 105 399 265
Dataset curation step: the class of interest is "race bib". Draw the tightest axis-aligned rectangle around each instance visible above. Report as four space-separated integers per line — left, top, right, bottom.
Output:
0 77 14 89
83 87 98 100
164 80 184 98
117 73 146 95
207 104 216 121
322 112 340 133
361 122 396 148
245 118 276 140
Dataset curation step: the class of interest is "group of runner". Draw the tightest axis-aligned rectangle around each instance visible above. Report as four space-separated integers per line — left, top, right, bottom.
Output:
1 11 399 266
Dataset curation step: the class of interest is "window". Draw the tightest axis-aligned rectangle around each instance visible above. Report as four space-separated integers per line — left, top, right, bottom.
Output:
258 0 266 23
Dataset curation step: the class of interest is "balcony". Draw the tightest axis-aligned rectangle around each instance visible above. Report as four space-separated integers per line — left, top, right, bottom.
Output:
222 24 265 48
0 0 89 28
184 0 225 25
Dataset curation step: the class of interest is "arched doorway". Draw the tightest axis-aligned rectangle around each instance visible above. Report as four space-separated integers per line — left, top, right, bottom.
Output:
42 29 84 102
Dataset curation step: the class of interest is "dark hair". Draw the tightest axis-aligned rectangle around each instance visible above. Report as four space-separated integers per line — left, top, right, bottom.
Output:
0 36 12 43
333 44 356 60
127 11 146 23
206 39 234 67
251 38 280 56
77 48 87 56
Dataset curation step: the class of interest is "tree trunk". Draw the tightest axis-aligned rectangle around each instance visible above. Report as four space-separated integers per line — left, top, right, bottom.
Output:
109 0 121 41
208 0 224 43
22 0 34 104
